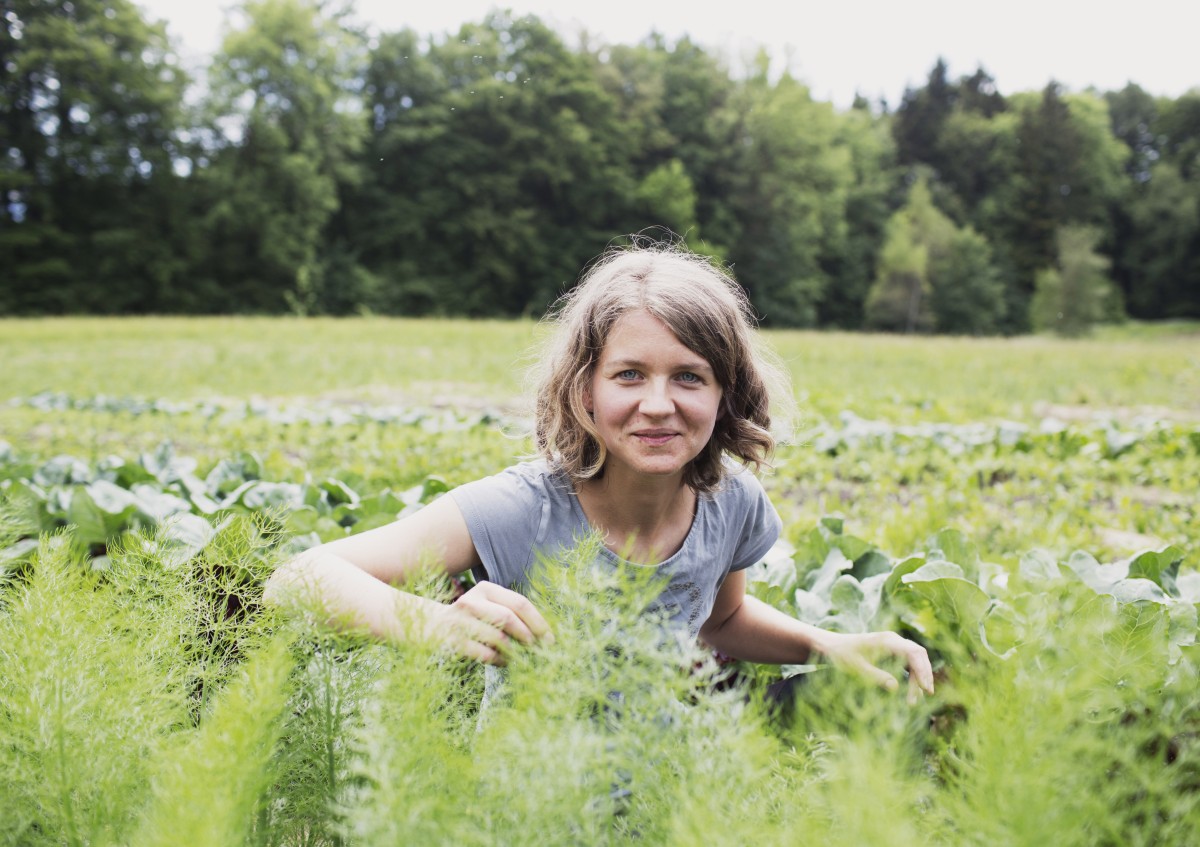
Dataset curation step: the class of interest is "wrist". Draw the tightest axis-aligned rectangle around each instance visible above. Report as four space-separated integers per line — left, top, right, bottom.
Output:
803 626 840 659
386 589 446 647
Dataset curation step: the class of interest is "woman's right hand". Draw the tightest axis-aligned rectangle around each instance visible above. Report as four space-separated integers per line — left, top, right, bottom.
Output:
429 582 554 665
265 495 552 663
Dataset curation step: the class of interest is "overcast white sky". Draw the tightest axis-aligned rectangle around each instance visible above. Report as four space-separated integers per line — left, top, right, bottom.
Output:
138 0 1198 108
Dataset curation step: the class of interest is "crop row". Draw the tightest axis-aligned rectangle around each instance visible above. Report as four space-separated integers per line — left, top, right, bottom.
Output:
3 436 1195 681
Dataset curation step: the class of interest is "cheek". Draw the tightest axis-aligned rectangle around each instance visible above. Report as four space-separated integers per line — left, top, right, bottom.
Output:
702 388 725 421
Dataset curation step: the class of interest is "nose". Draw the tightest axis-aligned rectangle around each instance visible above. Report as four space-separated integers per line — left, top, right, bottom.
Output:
639 378 675 416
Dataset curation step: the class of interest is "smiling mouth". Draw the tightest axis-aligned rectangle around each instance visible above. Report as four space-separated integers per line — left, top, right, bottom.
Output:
633 431 678 445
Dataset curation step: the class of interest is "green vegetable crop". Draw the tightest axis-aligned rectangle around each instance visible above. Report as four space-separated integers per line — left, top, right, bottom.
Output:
0 319 1196 845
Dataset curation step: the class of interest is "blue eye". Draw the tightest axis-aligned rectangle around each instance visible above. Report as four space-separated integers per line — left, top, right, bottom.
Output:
678 372 700 383
618 369 639 380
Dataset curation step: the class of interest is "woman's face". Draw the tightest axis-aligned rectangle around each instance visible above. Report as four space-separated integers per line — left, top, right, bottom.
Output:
584 310 723 485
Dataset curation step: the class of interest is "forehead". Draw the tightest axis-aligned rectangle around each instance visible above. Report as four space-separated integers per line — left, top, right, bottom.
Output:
599 310 710 364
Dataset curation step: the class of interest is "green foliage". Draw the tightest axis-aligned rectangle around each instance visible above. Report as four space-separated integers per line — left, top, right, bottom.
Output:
893 62 1013 232
0 0 188 314
1105 82 1160 182
1 318 1199 844
6 510 1195 845
126 634 296 847
348 12 638 317
0 508 298 846
726 65 854 326
0 435 464 566
634 159 699 237
818 104 899 329
866 182 934 332
4 315 1198 576
191 0 367 314
1005 87 1127 319
1157 91 1200 179
1030 225 1123 336
930 226 1007 334
1120 162 1200 319
344 541 804 845
338 640 477 843
593 34 742 262
866 177 1006 334
0 536 188 846
894 62 1199 330
4 7 1200 327
752 524 1200 845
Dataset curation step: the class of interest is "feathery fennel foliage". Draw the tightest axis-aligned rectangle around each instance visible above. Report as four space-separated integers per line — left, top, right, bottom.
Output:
2 514 1195 846
184 512 285 709
0 533 191 847
0 511 294 847
341 536 801 845
933 582 1199 847
337 640 480 845
259 632 385 847
125 632 296 847
267 555 481 847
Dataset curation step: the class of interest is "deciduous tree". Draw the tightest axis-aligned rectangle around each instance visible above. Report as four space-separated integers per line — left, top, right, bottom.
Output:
0 0 186 313
1030 225 1121 335
191 0 366 313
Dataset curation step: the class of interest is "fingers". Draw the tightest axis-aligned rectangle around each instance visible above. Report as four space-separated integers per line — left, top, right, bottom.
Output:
883 631 934 696
834 631 935 701
850 654 900 693
437 609 511 666
906 641 935 696
495 585 554 644
456 582 554 645
438 582 554 665
459 638 502 665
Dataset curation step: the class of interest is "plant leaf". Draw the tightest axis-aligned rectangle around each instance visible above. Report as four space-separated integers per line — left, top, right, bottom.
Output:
1062 550 1128 594
929 528 980 580
1018 548 1062 584
1127 546 1184 596
158 514 216 567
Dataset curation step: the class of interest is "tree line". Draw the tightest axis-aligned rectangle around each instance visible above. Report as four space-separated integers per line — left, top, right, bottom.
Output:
2 0 1198 332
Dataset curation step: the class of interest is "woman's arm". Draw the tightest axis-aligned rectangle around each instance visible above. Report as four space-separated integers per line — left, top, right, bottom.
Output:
263 494 551 663
699 570 935 702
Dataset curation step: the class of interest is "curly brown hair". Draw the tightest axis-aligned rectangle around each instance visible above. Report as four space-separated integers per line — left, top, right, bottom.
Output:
533 242 787 494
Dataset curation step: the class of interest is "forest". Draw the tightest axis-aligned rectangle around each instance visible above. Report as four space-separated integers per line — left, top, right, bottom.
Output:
2 0 1198 332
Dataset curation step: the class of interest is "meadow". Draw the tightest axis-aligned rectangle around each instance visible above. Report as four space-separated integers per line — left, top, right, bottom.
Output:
1 317 1198 846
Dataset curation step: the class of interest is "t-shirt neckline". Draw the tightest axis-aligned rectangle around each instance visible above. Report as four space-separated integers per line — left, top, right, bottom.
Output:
562 474 702 569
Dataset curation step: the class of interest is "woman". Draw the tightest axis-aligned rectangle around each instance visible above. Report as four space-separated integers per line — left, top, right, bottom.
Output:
265 243 934 702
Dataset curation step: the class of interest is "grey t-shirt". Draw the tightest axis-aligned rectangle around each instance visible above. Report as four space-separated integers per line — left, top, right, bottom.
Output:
449 460 782 638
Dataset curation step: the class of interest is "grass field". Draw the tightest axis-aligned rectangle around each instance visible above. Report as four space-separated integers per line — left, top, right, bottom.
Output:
1 317 1198 846
3 317 1197 557
3 316 1198 417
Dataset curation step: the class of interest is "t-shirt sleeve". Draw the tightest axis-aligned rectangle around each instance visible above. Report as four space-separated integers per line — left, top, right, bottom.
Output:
448 465 547 589
728 470 783 572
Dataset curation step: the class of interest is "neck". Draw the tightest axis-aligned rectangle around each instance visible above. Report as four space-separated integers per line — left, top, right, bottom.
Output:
576 467 695 563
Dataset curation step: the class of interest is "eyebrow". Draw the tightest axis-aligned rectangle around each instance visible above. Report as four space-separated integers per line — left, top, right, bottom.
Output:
607 358 714 374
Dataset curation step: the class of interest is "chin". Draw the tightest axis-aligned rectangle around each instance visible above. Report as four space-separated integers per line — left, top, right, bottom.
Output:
635 456 693 477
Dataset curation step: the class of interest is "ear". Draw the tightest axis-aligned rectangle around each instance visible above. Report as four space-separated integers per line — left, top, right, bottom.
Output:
582 385 594 414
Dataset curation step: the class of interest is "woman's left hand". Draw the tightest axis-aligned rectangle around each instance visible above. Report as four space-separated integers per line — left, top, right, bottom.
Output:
815 630 935 704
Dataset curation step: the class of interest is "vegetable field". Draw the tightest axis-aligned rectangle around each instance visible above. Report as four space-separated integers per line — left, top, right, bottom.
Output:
1 317 1198 846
